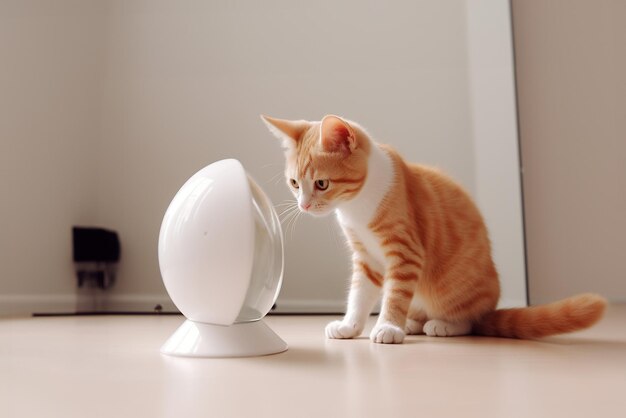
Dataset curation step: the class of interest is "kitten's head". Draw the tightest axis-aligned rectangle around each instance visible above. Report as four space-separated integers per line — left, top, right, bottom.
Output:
262 115 370 217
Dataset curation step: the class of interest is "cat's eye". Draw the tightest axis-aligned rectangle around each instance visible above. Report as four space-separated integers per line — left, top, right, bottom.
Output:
289 178 299 189
315 179 329 191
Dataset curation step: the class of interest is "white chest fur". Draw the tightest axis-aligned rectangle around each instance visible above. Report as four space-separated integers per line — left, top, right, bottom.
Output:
336 143 395 269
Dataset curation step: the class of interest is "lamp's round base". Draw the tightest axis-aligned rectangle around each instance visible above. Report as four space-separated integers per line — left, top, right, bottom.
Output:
160 319 288 358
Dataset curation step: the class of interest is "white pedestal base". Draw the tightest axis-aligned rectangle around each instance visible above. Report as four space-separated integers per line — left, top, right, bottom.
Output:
160 319 288 358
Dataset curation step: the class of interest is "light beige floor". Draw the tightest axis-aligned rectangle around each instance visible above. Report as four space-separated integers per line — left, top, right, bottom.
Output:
1 306 626 418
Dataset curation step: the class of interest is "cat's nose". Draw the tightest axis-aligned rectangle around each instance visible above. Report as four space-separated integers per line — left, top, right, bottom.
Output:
300 202 312 211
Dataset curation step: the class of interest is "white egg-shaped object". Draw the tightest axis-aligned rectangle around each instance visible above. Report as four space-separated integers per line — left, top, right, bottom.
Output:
158 159 286 357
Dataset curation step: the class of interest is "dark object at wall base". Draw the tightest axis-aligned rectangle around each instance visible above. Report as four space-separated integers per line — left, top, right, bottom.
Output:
72 227 121 290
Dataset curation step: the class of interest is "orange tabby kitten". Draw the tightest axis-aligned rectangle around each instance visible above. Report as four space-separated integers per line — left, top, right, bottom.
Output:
263 114 607 344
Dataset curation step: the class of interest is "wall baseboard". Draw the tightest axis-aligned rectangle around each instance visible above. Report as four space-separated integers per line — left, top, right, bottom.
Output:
273 298 346 314
0 293 346 316
95 293 178 313
0 294 348 316
0 294 529 317
0 294 78 317
0 293 178 316
272 298 527 314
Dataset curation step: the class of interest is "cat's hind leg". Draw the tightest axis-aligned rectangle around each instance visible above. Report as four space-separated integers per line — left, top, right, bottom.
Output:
423 319 472 337
405 295 428 335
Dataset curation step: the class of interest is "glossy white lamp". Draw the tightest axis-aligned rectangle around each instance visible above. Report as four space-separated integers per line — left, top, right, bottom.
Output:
158 159 287 357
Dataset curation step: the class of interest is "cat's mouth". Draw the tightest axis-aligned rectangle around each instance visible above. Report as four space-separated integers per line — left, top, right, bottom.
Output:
302 205 333 217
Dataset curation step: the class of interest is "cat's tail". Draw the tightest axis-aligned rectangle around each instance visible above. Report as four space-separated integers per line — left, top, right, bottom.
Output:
473 293 607 339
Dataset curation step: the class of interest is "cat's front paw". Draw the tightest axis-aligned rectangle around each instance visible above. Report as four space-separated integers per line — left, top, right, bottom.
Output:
370 323 405 344
325 320 363 339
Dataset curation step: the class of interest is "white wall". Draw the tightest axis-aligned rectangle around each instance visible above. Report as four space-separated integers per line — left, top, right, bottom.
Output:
0 0 105 314
97 0 526 312
95 0 481 312
513 0 626 303
1 0 526 315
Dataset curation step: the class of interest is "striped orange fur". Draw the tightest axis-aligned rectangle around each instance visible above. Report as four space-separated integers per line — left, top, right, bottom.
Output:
263 114 607 343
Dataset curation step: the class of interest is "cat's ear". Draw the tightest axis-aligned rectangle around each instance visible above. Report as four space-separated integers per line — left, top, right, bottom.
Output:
320 115 357 155
261 115 308 150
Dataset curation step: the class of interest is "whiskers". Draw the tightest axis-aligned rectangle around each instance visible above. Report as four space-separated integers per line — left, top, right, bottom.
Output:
275 199 302 241
268 171 285 187
260 163 285 188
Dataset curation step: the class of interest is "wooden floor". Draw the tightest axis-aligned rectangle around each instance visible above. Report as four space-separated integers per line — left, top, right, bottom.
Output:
1 306 626 418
